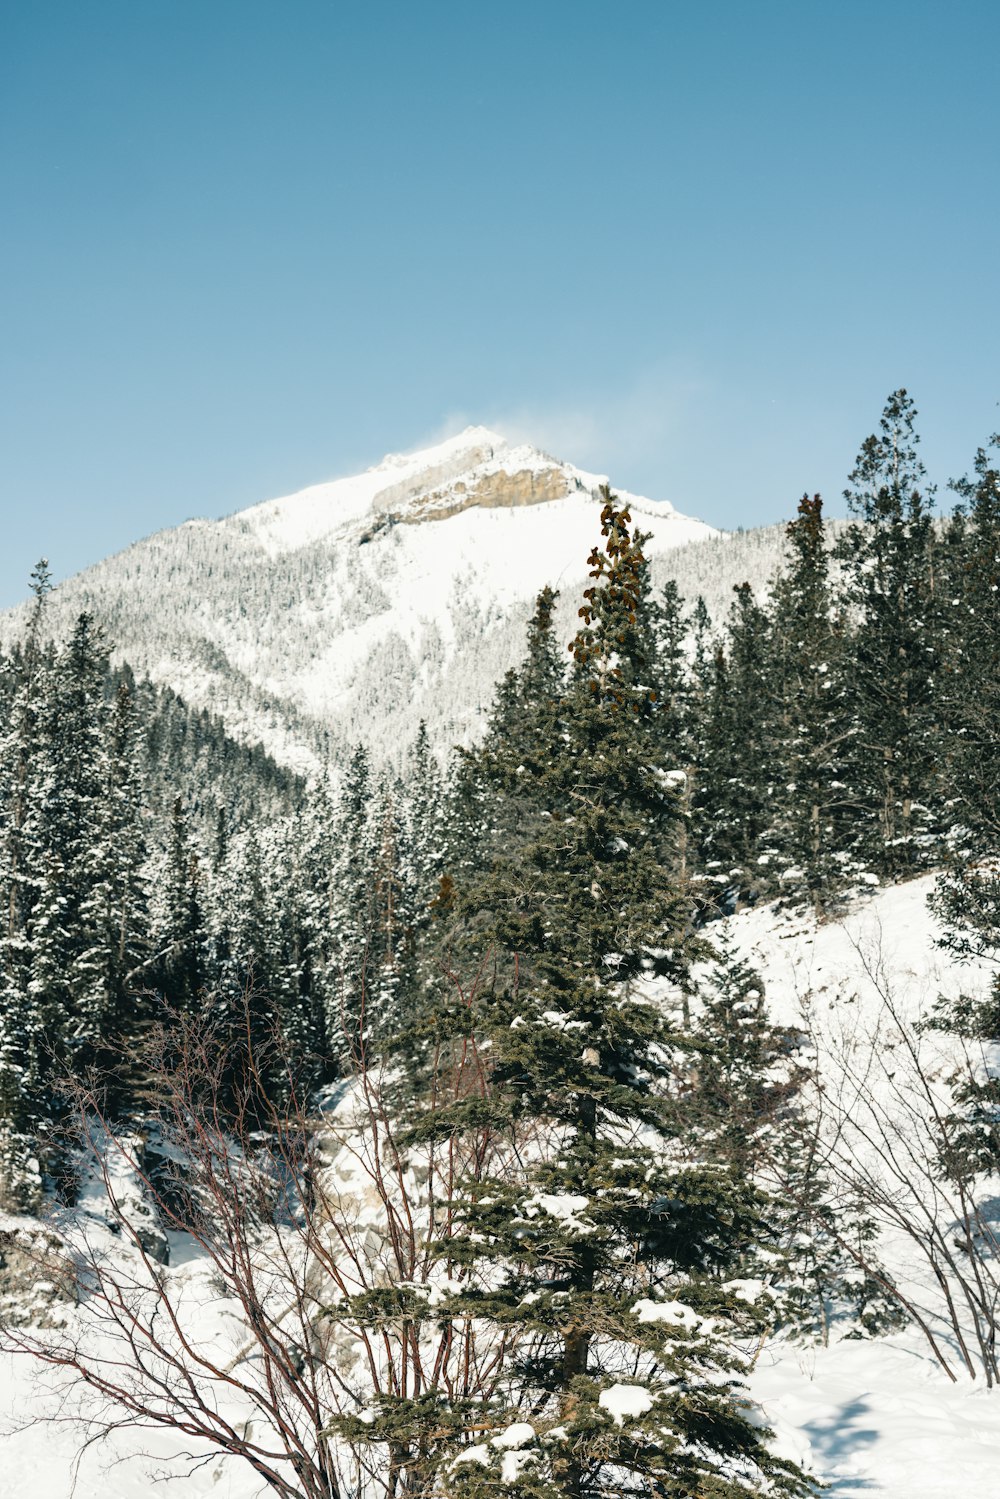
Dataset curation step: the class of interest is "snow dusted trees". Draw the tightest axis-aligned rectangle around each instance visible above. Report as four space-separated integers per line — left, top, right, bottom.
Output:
695 581 776 907
0 596 150 1203
8 391 1000 1492
0 564 53 1206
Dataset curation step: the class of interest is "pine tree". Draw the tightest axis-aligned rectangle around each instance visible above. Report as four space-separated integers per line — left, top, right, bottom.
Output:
405 720 448 910
374 495 810 1499
684 943 798 1177
940 435 1000 846
207 826 283 1101
926 864 1000 1180
80 678 150 1086
768 495 854 907
837 390 942 877
647 579 693 761
686 942 902 1346
0 565 54 1132
27 613 112 1069
695 583 776 907
327 743 377 1056
0 572 53 1205
362 777 419 1042
152 796 205 1013
467 585 568 871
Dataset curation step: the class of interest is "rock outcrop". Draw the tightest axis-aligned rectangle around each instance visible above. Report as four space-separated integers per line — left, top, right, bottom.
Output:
0 1214 77 1329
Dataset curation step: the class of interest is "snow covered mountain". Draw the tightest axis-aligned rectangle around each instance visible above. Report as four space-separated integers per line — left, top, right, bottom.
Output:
0 426 779 773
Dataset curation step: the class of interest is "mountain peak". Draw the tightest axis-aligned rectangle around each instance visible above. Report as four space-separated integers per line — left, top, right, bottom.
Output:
237 424 593 556
369 425 509 476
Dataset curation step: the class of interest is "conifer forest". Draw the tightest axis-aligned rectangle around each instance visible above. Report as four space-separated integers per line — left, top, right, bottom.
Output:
2 390 1000 1497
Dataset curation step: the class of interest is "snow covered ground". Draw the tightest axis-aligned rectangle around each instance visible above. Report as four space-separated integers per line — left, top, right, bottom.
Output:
755 1333 1000 1496
733 876 1000 1495
3 874 999 1496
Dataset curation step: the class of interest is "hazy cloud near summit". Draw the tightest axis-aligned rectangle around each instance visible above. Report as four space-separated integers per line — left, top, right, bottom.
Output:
413 362 711 504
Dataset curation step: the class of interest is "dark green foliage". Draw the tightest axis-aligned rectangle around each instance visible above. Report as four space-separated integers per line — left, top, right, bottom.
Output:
695 582 776 907
0 580 315 1175
836 390 942 877
939 437 1000 845
152 796 206 1014
768 495 855 907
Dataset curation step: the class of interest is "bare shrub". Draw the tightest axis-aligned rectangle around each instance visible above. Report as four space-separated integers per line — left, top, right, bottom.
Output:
1 984 510 1498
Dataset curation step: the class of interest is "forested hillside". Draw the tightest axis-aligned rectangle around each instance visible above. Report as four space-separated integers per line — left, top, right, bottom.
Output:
1 391 999 1497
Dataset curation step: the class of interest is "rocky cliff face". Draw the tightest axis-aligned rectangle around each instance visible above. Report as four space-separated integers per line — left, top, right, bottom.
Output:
383 464 594 525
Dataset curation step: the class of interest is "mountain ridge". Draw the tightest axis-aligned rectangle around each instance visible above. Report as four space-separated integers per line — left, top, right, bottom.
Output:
1 427 738 773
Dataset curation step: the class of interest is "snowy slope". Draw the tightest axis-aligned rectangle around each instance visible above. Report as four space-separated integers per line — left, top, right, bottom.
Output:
3 877 1000 1496
732 877 1000 1495
0 427 723 773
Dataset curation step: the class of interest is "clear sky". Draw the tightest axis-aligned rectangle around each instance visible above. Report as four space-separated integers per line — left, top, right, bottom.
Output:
2 0 998 607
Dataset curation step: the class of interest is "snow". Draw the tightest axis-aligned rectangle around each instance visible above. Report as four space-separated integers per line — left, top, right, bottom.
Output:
237 426 703 560
726 874 1000 1495
632 1297 714 1332
491 1422 535 1449
753 1334 1000 1496
520 1193 594 1234
452 1443 491 1467
600 1383 654 1425
724 1278 771 1304
539 1009 588 1031
499 1449 533 1482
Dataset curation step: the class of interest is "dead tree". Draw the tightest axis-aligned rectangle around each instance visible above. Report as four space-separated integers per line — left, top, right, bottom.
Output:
800 932 1000 1384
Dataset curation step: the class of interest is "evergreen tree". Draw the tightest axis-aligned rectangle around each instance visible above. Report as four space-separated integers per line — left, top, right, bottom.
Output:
688 942 902 1345
837 390 942 877
684 943 798 1177
152 796 206 1013
940 435 1000 846
768 495 854 907
467 585 568 871
926 864 1000 1180
80 678 150 1084
695 583 776 907
27 613 111 1067
364 778 418 1040
688 594 715 699
327 743 376 1053
647 579 693 761
0 568 54 1203
372 496 809 1499
406 724 445 892
207 826 284 1101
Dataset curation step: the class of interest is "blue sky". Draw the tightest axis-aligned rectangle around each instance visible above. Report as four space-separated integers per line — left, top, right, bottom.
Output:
2 0 998 606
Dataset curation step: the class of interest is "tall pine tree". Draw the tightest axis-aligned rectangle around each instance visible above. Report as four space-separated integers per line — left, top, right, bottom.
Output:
373 495 810 1499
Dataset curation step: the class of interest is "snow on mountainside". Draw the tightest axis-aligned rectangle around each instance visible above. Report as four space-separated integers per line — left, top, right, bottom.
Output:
1 427 739 773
